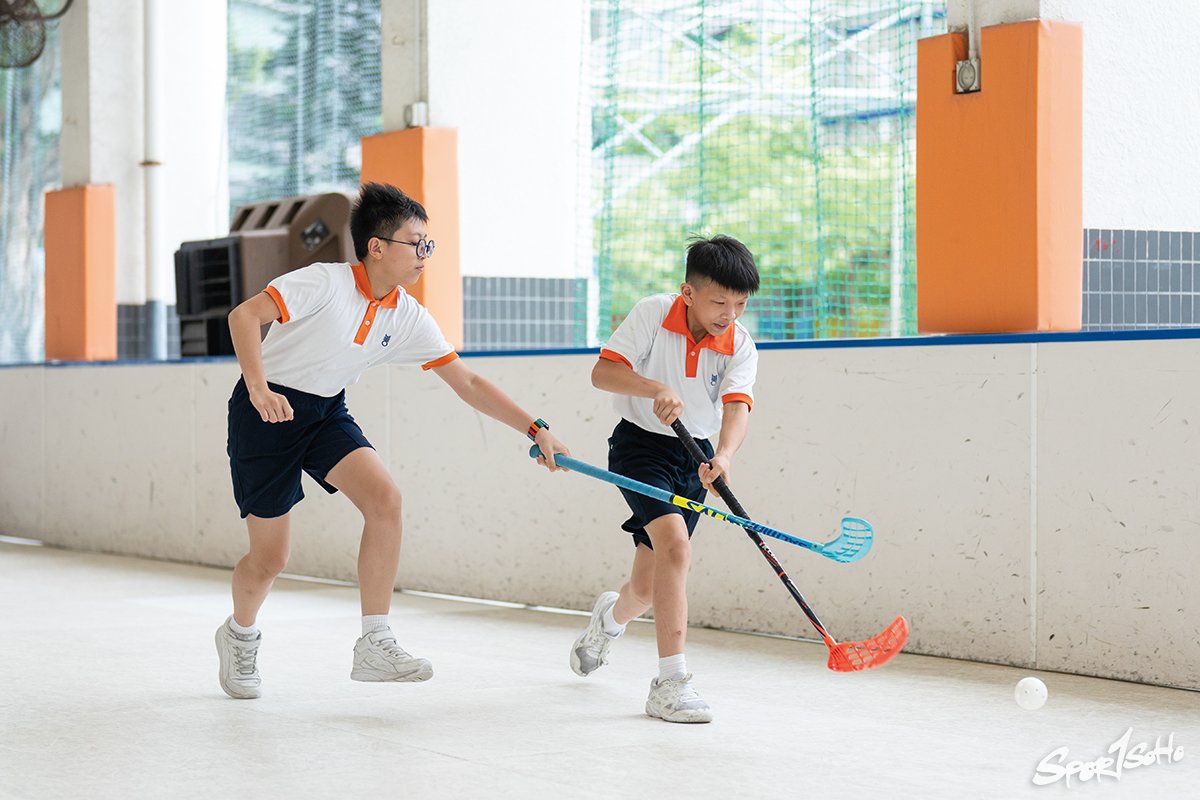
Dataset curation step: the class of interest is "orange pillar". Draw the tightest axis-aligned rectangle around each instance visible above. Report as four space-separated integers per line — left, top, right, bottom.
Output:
361 127 463 349
917 22 1083 333
44 184 117 361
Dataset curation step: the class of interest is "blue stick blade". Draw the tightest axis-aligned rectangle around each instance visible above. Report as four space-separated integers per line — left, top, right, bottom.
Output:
819 517 874 563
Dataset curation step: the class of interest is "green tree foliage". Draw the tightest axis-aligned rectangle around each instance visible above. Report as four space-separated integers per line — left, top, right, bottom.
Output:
593 3 919 342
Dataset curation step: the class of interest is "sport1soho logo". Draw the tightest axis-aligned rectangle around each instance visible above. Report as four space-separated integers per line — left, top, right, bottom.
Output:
1032 728 1184 788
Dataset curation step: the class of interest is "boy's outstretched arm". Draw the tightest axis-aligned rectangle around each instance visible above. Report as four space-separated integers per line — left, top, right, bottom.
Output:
228 293 294 423
699 401 750 490
591 358 684 426
432 358 570 471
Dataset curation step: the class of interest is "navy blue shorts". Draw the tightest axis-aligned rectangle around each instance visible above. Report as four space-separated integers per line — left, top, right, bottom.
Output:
607 419 714 549
227 377 372 519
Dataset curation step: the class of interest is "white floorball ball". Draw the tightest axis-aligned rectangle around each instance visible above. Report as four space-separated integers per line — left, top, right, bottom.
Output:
1015 676 1048 710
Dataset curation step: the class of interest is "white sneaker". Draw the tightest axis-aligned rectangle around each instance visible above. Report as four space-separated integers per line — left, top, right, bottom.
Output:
351 630 433 682
570 591 620 677
215 617 262 699
645 674 713 723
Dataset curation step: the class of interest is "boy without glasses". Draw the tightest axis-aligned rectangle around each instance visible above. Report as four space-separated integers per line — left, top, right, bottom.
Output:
569 234 760 723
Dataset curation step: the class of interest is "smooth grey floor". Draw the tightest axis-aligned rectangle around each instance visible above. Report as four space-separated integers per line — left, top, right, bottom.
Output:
1 539 1196 799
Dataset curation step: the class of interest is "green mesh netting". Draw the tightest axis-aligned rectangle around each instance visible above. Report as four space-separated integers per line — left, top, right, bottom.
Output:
227 0 382 218
590 0 942 341
0 26 59 364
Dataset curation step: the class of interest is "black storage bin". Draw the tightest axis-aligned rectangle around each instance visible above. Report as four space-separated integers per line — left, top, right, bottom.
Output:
174 237 242 316
179 312 236 357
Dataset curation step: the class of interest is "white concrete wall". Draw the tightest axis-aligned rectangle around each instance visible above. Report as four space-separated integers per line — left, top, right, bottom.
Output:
382 0 585 279
1036 339 1200 684
948 0 1200 231
2 339 1196 689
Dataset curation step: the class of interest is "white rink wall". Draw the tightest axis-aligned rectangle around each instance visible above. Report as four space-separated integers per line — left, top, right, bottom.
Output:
1 338 1197 689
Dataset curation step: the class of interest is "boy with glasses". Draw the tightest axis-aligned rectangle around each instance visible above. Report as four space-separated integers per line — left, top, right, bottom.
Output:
216 182 569 699
569 235 760 723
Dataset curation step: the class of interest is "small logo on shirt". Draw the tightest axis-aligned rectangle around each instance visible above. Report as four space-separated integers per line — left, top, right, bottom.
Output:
710 374 718 386
381 334 391 347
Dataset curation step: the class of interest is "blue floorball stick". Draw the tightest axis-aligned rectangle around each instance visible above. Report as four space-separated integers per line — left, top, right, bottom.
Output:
528 445 873 564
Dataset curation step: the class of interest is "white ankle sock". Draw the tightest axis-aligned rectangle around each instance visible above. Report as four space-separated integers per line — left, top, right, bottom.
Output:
601 605 626 637
658 653 687 681
362 615 390 636
229 616 258 636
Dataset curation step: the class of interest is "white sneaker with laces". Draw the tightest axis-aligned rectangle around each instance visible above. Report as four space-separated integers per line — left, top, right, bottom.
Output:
570 591 620 677
351 630 434 682
215 617 262 699
645 673 713 723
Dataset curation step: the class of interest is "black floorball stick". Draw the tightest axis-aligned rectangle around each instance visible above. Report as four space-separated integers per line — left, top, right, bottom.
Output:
669 419 908 672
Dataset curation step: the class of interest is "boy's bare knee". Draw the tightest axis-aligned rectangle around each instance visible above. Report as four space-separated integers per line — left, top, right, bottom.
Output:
248 549 289 578
384 484 404 514
364 484 403 522
656 538 691 571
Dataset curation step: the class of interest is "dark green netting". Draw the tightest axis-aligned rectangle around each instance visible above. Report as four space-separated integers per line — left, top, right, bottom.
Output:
590 0 943 341
0 26 59 362
227 0 382 218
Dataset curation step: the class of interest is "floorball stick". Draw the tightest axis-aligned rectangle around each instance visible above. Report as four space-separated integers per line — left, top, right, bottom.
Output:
668 419 908 672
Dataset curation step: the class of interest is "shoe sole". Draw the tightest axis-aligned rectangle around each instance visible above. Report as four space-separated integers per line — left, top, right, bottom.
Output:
645 703 713 724
569 640 591 677
569 591 620 677
350 663 434 683
215 627 261 700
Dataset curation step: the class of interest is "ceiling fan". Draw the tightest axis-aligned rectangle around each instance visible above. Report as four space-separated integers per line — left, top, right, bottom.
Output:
0 0 74 69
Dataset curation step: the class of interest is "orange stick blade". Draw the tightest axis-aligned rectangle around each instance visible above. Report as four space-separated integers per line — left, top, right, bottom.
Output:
826 616 909 672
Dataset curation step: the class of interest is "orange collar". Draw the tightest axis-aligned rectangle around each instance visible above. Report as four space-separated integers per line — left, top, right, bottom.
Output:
661 295 735 355
351 262 400 308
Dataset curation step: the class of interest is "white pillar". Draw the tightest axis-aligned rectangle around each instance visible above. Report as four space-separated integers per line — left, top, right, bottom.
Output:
59 0 228 358
946 0 1039 30
381 0 427 132
143 0 167 359
60 0 145 309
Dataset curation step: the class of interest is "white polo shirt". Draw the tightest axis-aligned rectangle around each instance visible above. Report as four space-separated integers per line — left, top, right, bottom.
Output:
599 293 757 440
259 261 457 397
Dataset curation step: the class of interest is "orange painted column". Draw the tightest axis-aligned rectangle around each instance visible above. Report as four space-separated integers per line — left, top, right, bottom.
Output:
44 185 117 361
917 22 1083 333
361 127 463 349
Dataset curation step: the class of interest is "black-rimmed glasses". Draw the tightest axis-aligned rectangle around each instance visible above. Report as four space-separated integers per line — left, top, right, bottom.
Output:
378 236 436 259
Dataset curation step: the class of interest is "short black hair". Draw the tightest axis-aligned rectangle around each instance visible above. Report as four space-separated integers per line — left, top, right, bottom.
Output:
350 182 429 261
685 234 760 294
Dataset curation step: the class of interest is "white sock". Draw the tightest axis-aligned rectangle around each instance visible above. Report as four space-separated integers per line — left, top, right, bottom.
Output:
658 653 687 681
362 615 390 636
601 605 626 637
228 616 258 636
